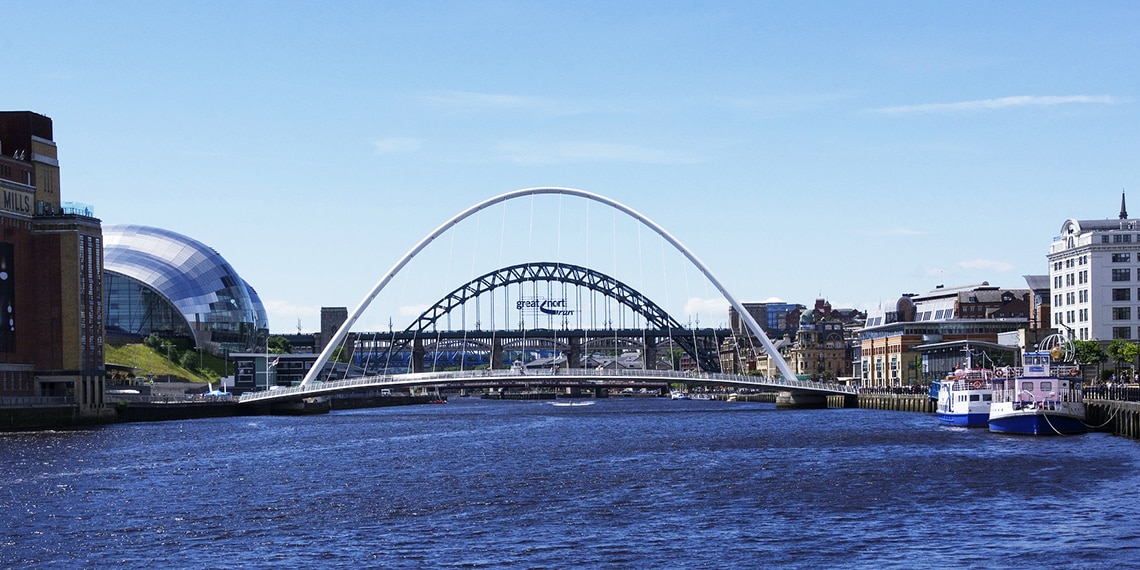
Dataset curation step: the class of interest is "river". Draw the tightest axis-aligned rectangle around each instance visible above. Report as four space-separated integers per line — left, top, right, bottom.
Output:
2 397 1138 569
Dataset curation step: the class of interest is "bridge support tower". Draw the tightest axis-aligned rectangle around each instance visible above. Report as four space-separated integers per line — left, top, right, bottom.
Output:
412 337 425 373
491 337 503 370
775 391 828 409
568 336 581 369
642 331 657 370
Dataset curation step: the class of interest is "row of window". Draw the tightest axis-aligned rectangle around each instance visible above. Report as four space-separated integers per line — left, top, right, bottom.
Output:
1055 309 1090 325
1054 255 1089 270
1055 290 1089 306
1054 271 1089 288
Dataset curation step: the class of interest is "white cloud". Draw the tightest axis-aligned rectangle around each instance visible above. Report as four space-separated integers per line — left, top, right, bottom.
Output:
420 90 547 111
957 259 1015 272
859 226 928 237
373 137 421 154
262 299 322 333
870 95 1128 115
494 140 700 165
683 297 730 324
398 304 430 318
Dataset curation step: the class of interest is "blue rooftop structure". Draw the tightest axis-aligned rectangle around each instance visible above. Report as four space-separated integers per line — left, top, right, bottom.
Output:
103 224 267 355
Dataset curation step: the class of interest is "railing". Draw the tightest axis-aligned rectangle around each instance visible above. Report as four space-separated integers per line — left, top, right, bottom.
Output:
104 394 236 404
0 396 75 407
238 368 857 404
1084 385 1140 402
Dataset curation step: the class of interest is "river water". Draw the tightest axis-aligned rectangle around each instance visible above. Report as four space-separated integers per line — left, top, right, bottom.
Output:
2 397 1139 569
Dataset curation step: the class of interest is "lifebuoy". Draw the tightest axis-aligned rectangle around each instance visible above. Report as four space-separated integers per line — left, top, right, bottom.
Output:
972 380 983 389
994 368 1007 378
1069 367 1080 377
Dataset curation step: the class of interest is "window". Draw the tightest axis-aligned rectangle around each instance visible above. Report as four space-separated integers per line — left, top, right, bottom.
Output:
1114 327 1132 339
1040 381 1052 392
1113 307 1132 320
1054 276 1063 288
1103 235 1111 243
1113 268 1131 281
1114 288 1131 301
1114 253 1132 262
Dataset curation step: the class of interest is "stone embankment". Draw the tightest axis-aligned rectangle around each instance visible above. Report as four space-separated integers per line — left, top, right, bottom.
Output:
1086 400 1140 440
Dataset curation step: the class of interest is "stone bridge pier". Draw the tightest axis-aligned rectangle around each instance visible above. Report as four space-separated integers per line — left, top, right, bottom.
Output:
775 391 828 409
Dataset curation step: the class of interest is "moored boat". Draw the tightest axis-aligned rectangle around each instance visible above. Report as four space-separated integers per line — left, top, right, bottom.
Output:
936 365 994 427
988 340 1086 435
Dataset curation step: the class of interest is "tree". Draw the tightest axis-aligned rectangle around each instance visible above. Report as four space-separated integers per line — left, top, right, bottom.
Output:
179 350 198 371
1073 340 1107 381
1073 340 1106 365
268 336 293 354
1106 339 1139 380
144 334 163 350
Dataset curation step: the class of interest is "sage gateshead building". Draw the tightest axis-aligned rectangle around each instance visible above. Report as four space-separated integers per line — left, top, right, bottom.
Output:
103 225 268 356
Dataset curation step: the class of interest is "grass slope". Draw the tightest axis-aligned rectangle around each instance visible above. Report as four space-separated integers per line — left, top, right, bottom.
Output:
105 343 209 383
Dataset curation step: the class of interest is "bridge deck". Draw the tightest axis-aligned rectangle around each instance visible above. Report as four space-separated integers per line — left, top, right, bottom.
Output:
238 368 856 404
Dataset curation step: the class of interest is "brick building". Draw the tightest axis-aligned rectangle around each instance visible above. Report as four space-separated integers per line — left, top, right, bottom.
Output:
0 111 106 416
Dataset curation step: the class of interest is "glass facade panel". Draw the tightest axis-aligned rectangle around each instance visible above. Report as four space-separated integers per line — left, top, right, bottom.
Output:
103 225 267 354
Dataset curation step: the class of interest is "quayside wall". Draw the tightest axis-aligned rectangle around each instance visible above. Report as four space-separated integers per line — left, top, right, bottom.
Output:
1086 400 1140 440
830 393 934 413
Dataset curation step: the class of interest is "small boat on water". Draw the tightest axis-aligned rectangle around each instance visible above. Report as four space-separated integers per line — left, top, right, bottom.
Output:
936 368 995 427
551 400 595 407
670 390 690 400
935 349 994 427
988 340 1086 435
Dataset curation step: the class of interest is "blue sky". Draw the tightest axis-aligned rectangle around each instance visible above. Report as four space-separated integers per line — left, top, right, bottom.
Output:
6 1 1140 333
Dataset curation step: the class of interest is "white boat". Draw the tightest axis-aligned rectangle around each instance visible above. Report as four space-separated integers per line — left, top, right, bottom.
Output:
936 370 994 427
551 400 595 407
989 339 1086 435
670 390 690 400
935 349 994 427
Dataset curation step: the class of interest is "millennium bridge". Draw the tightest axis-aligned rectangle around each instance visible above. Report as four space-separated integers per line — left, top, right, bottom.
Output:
236 367 857 408
236 187 850 410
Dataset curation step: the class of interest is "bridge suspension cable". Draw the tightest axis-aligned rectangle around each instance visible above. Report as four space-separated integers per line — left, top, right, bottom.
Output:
298 187 798 389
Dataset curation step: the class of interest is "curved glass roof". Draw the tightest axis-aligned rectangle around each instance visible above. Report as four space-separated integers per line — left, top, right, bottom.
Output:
103 224 267 350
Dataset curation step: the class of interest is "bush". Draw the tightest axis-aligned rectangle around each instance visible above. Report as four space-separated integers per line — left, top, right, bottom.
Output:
179 351 199 371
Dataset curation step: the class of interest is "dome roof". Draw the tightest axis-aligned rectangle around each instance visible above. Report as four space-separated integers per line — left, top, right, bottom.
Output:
103 224 267 349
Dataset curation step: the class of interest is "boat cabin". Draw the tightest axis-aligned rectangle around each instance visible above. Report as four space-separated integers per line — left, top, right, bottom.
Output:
993 350 1082 409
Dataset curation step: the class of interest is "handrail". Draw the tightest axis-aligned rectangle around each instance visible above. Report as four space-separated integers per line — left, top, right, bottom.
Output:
239 368 857 404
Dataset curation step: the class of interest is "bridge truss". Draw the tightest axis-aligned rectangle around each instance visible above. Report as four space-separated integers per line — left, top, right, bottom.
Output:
354 261 724 372
300 187 799 389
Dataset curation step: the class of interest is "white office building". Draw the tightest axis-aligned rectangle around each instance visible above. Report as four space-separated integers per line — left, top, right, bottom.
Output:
1049 193 1140 341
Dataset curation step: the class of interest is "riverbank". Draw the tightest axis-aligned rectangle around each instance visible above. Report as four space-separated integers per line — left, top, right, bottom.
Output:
0 394 447 431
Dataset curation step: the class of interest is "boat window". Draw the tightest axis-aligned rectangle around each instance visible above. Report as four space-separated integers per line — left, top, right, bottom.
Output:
982 394 992 401
1040 381 1052 392
1021 381 1034 391
969 394 980 401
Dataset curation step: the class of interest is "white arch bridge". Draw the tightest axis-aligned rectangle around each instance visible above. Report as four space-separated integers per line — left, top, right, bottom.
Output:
248 186 848 407
236 368 858 408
